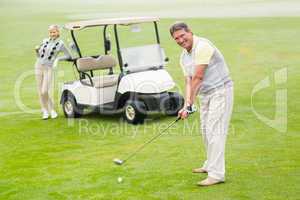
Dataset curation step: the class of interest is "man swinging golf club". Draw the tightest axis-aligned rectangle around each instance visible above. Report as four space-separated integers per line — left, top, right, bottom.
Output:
170 22 234 186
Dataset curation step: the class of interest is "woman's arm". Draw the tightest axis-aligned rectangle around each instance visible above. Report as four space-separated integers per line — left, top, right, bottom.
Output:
57 42 72 61
34 39 45 57
53 42 73 68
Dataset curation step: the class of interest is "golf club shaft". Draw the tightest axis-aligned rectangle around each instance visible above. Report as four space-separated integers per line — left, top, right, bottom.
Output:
122 117 181 163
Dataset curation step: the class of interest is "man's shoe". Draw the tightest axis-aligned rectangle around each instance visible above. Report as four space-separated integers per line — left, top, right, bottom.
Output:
192 168 207 173
50 110 58 119
42 111 49 120
197 177 224 186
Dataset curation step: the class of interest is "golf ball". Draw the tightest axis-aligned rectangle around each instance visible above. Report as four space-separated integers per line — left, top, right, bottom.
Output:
117 177 123 183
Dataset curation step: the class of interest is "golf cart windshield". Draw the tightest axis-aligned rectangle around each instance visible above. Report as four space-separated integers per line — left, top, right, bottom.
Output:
120 44 166 73
64 17 165 74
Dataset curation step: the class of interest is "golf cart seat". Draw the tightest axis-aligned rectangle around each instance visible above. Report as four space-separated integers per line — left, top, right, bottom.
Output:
77 55 119 88
82 75 119 88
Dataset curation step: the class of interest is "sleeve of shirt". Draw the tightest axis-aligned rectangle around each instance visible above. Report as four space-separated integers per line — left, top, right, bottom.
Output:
194 41 215 65
180 52 188 77
39 39 47 48
58 41 72 60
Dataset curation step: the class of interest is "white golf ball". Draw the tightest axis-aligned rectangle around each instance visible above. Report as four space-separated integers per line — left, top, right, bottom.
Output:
117 177 123 183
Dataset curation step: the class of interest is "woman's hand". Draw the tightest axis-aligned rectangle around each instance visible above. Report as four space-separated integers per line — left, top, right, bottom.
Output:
35 45 40 56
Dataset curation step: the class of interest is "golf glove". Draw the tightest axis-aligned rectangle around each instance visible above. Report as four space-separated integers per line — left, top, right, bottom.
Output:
184 104 197 115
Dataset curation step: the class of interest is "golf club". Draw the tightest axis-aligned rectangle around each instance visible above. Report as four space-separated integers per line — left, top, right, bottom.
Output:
113 116 181 165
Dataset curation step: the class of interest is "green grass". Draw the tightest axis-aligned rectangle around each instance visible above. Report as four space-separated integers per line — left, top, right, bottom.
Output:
0 1 300 200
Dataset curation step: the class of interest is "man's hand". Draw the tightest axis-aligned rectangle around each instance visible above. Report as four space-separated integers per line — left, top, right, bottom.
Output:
178 108 189 119
178 104 197 120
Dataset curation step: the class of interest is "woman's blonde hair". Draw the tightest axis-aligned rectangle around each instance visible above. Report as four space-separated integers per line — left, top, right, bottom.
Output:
48 24 60 31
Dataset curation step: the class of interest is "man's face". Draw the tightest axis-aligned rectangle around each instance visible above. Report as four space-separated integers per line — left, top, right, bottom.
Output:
172 29 193 51
49 29 59 39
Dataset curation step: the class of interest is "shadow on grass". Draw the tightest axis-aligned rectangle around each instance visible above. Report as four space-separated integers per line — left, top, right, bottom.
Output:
80 109 175 125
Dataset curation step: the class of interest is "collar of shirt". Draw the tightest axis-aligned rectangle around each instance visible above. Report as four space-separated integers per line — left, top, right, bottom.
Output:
49 37 59 42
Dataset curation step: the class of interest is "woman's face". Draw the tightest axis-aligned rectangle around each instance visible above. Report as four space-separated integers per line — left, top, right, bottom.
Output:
49 28 60 39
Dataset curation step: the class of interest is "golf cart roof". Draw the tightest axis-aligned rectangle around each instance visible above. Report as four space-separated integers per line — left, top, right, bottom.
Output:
64 16 160 30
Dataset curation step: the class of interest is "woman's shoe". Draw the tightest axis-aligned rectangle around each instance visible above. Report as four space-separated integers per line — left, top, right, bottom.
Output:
50 110 58 119
42 111 49 120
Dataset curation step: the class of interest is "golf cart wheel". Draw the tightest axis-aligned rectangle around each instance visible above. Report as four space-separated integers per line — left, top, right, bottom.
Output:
123 100 146 124
62 95 83 118
163 92 184 116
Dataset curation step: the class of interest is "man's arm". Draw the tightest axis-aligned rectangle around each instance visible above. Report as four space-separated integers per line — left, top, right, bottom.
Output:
184 76 192 107
188 40 214 104
188 64 207 105
177 76 191 118
178 64 207 119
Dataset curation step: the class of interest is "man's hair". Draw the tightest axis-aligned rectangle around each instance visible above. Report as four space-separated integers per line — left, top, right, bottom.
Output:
169 22 191 36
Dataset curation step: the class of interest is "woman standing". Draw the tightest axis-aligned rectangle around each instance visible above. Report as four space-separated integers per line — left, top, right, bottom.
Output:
35 25 72 119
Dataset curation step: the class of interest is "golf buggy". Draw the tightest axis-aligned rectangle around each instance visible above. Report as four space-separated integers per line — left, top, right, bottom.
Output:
60 17 184 124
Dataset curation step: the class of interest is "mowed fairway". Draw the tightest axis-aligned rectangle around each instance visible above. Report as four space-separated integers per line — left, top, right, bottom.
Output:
0 0 299 199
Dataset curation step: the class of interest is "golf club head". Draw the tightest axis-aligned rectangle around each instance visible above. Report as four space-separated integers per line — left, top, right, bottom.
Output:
113 158 124 165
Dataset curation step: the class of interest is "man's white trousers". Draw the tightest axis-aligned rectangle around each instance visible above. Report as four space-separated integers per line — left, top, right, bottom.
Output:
199 85 234 181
